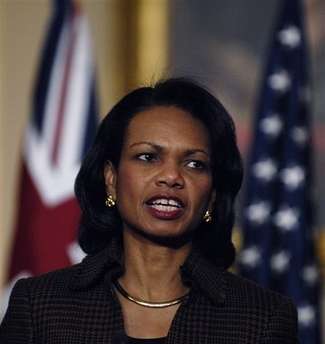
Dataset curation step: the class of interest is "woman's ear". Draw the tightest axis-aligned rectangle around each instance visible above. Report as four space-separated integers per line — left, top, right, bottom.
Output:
104 161 117 197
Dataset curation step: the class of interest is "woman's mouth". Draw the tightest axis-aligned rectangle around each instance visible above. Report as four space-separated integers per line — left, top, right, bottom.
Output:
146 196 184 219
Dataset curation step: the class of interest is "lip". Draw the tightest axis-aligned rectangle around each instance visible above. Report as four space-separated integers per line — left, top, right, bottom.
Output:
146 194 185 220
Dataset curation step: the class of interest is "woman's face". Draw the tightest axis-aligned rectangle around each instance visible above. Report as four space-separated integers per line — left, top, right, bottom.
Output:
104 106 216 243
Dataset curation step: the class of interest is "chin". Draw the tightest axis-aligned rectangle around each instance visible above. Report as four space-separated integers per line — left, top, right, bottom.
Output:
132 226 194 249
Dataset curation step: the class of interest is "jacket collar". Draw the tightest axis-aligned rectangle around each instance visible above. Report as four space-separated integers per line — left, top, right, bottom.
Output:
180 249 227 305
70 239 227 306
70 238 123 291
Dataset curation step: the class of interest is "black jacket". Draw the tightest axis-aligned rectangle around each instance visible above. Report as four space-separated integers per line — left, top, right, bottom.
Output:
1 240 299 343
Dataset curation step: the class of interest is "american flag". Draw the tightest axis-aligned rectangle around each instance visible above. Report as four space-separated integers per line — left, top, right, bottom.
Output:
238 0 321 342
3 0 97 316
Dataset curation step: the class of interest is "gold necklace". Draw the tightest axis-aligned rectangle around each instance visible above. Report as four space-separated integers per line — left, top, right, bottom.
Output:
113 280 189 308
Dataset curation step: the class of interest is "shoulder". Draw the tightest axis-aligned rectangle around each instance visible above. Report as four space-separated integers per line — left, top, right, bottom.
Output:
184 249 296 312
12 264 80 295
224 270 297 313
1 245 124 343
0 265 82 343
181 253 299 342
4 265 83 315
8 243 123 300
3 250 112 328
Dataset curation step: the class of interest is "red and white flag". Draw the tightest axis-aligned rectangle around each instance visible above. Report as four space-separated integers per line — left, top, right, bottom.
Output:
3 0 98 315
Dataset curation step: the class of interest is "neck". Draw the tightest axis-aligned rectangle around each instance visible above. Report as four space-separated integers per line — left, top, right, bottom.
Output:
120 230 192 302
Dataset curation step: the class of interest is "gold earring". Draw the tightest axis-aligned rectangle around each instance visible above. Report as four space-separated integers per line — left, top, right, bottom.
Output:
203 210 212 223
105 195 116 207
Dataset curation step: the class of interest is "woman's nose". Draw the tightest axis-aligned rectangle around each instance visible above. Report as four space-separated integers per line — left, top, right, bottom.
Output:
156 160 185 188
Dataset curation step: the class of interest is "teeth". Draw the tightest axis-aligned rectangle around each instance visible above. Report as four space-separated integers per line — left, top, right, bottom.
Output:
152 205 179 212
168 199 179 207
154 199 168 205
151 198 180 208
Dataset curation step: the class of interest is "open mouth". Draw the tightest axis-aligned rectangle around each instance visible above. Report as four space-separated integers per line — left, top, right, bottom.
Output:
146 196 184 219
147 198 181 211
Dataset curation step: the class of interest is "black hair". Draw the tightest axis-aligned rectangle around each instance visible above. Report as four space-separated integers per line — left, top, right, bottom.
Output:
74 77 243 269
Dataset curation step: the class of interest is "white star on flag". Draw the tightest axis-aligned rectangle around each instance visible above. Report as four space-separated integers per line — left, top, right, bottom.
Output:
251 158 278 182
240 246 262 268
291 126 308 146
278 25 301 48
268 69 291 93
245 201 271 225
280 165 305 189
301 265 319 287
273 206 300 231
298 304 316 327
270 250 291 274
260 113 283 137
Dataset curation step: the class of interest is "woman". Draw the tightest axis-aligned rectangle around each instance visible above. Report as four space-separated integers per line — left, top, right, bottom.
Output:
1 78 298 343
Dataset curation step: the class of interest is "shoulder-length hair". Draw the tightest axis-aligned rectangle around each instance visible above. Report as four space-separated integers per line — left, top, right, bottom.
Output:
75 77 243 269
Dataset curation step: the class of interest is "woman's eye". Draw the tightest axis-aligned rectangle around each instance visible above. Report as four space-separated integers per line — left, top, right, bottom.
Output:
187 160 207 170
138 153 156 162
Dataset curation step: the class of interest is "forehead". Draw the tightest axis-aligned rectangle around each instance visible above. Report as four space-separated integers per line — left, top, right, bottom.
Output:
125 106 210 148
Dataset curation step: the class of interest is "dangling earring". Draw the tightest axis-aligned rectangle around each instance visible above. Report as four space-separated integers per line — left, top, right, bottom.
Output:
203 210 212 223
105 195 116 207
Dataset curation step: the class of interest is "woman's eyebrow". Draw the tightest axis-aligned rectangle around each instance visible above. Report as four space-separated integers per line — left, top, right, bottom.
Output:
184 148 210 158
129 142 162 151
130 142 210 158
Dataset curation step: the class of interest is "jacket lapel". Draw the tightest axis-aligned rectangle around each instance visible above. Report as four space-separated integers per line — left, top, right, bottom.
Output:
70 239 123 291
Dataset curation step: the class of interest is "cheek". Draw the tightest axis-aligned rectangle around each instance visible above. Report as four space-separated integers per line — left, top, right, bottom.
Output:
193 178 214 206
116 169 133 195
116 167 144 200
